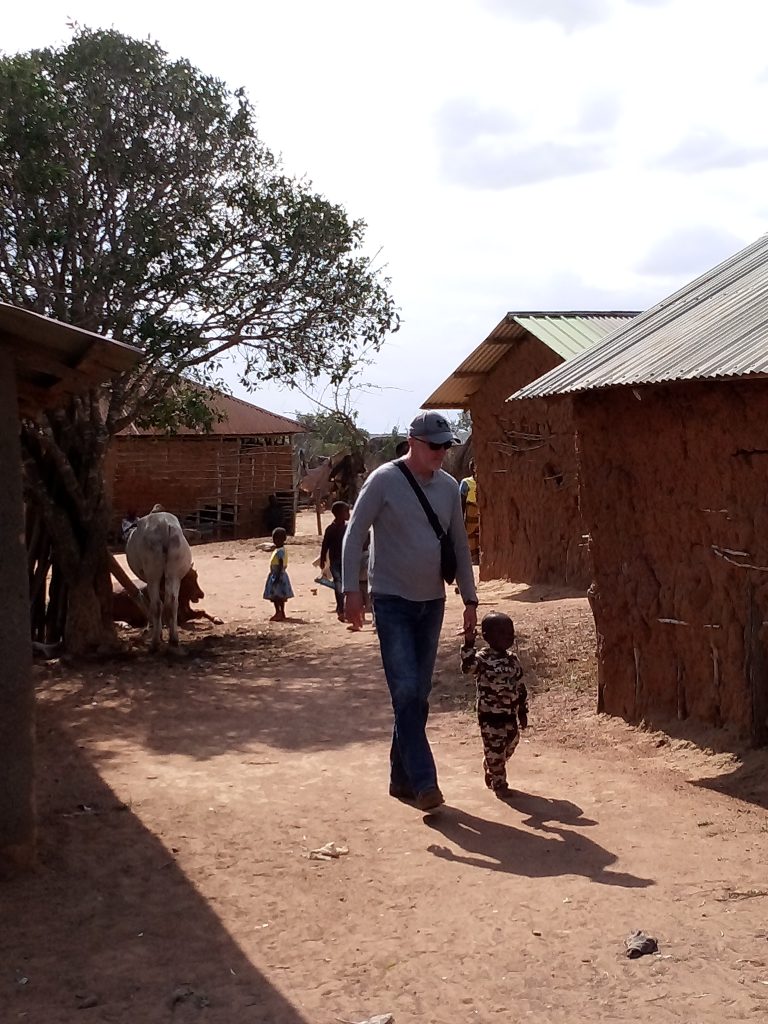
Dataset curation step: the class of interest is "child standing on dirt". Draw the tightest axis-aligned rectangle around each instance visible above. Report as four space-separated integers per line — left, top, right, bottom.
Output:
263 527 294 622
461 611 528 798
319 501 350 622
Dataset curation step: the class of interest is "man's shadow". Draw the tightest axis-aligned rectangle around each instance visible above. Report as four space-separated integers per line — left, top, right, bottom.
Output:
425 796 653 888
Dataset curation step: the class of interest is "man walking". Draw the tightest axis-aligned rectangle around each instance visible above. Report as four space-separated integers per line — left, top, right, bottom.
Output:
342 412 478 812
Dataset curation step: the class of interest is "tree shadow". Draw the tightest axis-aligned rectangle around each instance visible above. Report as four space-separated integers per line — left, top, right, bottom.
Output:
35 628 396 762
2 710 309 1023
424 805 653 888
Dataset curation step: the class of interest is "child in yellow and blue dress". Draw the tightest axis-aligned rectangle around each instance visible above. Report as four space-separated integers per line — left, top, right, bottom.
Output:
263 527 294 621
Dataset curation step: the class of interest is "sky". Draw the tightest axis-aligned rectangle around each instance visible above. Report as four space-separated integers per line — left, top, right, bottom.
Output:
6 0 768 431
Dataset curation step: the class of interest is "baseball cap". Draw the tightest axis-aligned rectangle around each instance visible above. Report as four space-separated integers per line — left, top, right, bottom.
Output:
408 411 460 445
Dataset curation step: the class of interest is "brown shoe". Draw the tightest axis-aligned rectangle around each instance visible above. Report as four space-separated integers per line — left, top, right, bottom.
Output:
415 787 444 812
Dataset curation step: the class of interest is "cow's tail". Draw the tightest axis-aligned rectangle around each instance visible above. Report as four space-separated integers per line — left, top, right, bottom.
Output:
159 522 174 592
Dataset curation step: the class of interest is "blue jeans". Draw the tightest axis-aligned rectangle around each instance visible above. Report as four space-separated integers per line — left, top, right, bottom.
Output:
373 595 445 796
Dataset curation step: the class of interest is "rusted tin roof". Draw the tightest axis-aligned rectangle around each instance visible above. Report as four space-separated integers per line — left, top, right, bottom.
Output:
122 389 304 437
512 234 768 400
422 311 638 409
0 303 142 416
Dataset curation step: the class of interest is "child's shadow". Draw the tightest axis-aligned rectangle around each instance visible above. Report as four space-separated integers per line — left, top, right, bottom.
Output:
425 805 653 888
501 791 598 831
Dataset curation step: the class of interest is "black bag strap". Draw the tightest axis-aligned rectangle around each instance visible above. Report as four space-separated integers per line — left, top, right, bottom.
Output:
395 459 446 540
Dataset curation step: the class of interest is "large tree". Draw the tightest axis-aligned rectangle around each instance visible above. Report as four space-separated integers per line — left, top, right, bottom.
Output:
0 27 398 653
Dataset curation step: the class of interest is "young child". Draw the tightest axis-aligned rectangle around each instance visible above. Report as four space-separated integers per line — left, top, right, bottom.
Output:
461 611 528 797
263 527 294 622
319 500 350 622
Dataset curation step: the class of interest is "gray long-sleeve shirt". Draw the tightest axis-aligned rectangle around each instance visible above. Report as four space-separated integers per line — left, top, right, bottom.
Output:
341 461 478 604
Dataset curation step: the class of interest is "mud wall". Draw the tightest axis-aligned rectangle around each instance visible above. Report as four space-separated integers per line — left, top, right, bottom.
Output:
575 380 768 743
469 335 591 588
106 434 295 540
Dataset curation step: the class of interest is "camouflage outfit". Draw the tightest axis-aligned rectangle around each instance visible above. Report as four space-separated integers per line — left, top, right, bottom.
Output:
461 644 528 791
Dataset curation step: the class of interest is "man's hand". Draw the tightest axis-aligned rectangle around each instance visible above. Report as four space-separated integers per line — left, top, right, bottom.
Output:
463 603 478 639
344 591 365 630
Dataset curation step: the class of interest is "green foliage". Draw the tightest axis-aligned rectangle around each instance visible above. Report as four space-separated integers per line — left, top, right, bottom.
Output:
294 409 369 460
0 26 399 430
369 427 407 464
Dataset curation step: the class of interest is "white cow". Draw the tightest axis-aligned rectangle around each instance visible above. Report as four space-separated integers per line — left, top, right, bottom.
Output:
125 506 193 650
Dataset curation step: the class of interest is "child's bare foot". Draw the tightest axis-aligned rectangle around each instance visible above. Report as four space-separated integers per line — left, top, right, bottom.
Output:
347 624 361 632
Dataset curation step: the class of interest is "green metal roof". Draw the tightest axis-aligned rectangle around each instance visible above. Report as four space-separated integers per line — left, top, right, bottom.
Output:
422 311 639 409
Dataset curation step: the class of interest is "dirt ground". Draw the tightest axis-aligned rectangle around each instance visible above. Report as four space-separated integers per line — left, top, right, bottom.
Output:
5 510 768 1024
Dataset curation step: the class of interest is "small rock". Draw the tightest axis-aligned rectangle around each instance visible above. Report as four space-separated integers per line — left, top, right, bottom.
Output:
76 994 98 1009
625 930 658 958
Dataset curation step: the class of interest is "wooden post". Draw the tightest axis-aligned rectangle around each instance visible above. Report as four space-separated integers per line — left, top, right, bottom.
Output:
0 350 35 870
315 497 322 536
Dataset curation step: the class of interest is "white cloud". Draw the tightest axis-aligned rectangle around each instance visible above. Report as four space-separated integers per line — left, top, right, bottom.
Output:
444 138 610 189
636 226 748 276
434 97 523 149
578 93 623 133
480 0 612 30
656 129 768 172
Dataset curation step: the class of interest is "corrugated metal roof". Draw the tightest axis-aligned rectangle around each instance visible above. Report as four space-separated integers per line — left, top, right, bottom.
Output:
422 311 638 408
512 234 768 400
123 390 303 437
0 302 142 417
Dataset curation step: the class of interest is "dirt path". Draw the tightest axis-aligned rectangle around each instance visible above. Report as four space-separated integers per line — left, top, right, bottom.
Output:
5 512 768 1023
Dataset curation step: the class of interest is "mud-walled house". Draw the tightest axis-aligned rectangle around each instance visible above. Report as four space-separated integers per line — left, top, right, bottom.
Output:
106 392 302 539
423 312 637 588
513 234 768 744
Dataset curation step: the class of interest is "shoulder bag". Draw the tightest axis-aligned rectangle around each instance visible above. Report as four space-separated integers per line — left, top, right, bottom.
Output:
395 460 457 585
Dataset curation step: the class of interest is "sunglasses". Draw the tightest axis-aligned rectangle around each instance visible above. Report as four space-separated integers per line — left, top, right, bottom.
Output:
414 437 453 451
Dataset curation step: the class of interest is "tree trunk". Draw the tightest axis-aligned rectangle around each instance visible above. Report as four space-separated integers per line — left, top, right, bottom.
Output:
21 397 119 656
59 510 118 656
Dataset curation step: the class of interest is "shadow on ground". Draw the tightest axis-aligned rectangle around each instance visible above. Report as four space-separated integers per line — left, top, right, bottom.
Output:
424 803 654 888
2 708 308 1024
500 584 588 604
34 627 394 763
690 750 768 811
